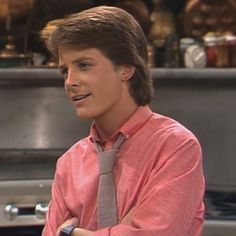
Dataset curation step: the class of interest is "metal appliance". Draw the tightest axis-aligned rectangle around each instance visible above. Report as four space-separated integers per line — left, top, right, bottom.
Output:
0 68 236 235
151 69 236 236
0 69 90 235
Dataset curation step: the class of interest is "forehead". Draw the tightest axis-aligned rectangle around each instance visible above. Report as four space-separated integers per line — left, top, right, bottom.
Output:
58 46 119 71
58 46 107 63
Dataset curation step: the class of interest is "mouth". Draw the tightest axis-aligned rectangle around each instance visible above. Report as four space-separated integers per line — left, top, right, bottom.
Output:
72 93 91 102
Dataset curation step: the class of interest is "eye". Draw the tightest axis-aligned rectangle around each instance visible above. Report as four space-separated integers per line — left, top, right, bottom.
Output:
77 61 92 70
58 67 68 78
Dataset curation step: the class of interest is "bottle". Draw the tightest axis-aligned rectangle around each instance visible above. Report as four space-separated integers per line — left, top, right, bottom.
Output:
164 34 180 68
148 0 176 67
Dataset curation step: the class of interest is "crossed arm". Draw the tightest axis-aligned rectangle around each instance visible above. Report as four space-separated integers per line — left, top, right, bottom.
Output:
56 209 134 236
43 139 205 236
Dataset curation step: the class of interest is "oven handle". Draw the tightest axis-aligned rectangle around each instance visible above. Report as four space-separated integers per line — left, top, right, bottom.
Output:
35 203 49 219
4 203 48 221
4 204 19 221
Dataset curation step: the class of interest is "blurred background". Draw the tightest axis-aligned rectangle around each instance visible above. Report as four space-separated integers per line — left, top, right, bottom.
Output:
0 0 235 68
0 1 236 236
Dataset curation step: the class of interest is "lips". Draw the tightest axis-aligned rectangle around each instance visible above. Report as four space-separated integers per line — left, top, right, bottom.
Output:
72 93 91 102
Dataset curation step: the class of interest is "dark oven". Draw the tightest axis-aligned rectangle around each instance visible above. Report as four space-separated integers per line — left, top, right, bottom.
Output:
151 70 236 236
0 69 90 235
0 152 56 236
1 68 236 235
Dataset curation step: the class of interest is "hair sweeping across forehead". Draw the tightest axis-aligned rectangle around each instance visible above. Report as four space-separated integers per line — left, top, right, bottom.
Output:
46 6 153 105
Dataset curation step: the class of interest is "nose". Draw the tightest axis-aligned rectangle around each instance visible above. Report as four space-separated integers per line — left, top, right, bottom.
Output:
64 70 81 96
65 69 80 87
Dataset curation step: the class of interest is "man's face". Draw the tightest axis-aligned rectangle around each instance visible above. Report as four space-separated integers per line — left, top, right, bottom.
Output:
58 46 128 121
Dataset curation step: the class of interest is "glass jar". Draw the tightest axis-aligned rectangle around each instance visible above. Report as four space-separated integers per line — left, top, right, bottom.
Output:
184 44 206 68
215 35 230 67
203 35 218 67
225 35 236 67
180 38 195 67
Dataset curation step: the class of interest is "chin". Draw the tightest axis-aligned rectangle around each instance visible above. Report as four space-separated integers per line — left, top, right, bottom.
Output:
75 109 96 120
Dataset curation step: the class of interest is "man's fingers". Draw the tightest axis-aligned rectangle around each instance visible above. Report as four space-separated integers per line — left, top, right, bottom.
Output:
56 217 79 236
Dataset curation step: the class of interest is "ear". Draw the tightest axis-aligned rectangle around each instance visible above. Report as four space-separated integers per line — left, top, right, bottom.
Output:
120 65 135 81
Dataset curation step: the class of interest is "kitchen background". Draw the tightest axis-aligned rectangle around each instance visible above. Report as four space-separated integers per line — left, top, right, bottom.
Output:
0 1 236 236
0 0 236 68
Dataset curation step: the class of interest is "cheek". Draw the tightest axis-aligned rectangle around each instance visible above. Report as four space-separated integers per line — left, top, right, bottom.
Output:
103 72 123 90
98 79 121 99
64 84 69 96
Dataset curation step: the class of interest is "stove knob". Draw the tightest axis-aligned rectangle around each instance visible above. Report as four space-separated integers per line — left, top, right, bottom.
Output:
4 204 19 221
35 203 48 219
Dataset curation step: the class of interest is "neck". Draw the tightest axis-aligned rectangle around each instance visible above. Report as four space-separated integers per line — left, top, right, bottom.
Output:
95 99 138 138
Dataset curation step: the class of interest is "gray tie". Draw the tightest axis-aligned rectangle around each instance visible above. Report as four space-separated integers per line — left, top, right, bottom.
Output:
95 135 124 228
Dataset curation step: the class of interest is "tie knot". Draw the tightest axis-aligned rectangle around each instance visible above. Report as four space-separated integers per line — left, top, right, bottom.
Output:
98 149 117 174
94 134 125 175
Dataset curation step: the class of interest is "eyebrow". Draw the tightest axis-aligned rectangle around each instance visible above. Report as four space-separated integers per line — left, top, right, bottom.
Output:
59 56 94 69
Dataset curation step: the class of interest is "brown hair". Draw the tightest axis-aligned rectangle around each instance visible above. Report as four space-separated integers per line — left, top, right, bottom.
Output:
45 6 153 105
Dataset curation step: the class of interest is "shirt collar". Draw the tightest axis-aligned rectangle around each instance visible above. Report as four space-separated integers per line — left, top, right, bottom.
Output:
89 105 153 144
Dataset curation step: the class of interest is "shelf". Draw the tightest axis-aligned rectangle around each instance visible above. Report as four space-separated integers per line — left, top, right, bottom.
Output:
152 68 236 80
0 67 236 81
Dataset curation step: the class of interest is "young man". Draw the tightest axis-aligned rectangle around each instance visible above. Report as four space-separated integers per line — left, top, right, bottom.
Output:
42 6 205 236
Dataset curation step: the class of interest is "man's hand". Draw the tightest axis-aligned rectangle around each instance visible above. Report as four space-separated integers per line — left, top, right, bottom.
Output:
56 217 79 236
121 207 134 224
72 228 94 236
56 217 94 236
56 208 135 236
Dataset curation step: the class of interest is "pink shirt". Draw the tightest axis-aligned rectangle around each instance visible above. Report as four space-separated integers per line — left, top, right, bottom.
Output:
42 106 205 236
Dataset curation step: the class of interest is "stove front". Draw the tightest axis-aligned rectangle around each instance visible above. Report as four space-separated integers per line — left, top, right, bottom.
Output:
0 179 52 236
203 190 236 236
